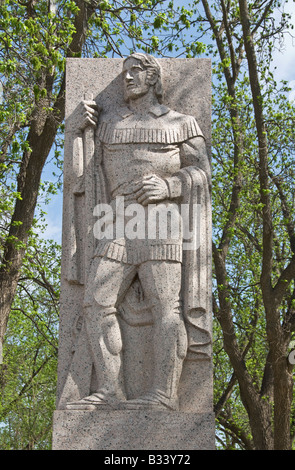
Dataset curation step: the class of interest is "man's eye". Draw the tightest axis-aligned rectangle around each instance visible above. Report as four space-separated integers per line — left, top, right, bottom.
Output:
123 66 144 77
132 67 143 73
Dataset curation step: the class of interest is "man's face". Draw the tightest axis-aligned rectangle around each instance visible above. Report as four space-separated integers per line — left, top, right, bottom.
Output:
123 57 150 101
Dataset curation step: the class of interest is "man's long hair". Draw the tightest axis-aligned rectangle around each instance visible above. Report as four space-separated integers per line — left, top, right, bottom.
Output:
123 53 164 103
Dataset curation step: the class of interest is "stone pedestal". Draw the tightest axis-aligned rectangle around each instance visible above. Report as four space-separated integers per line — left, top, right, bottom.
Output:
52 410 215 450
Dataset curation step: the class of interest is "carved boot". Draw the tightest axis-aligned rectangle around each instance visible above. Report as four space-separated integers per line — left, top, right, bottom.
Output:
122 313 187 410
66 306 125 410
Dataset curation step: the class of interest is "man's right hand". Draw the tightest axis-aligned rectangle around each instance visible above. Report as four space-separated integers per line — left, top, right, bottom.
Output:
79 100 100 131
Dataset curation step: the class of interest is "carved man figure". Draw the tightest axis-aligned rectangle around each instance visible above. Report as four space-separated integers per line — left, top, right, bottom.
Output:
66 53 211 411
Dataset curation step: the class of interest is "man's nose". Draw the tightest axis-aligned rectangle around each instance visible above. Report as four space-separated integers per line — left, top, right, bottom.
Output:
125 71 133 81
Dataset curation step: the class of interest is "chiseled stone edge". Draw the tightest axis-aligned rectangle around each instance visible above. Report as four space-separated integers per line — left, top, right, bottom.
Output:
52 410 216 450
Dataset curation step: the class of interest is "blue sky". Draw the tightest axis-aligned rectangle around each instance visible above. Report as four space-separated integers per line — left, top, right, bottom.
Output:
39 2 295 245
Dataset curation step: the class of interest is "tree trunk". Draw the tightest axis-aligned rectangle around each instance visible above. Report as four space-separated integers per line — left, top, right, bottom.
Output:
213 245 274 449
0 104 63 344
238 0 293 449
0 0 91 345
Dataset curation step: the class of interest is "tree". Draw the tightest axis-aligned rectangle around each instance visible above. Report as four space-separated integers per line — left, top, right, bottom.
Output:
0 232 60 449
163 0 295 450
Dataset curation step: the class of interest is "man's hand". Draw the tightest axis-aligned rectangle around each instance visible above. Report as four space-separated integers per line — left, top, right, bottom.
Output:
134 175 169 206
79 99 100 131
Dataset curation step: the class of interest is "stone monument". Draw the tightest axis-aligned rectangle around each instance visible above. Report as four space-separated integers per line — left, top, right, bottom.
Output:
52 54 215 450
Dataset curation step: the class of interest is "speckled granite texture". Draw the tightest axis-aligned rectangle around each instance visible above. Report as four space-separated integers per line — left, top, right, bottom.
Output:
52 410 215 450
52 56 214 450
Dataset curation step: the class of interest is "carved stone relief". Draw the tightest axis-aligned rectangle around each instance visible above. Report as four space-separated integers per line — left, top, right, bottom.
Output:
56 54 213 415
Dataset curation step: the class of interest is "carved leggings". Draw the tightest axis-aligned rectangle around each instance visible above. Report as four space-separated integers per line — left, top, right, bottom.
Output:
83 255 187 399
84 255 182 313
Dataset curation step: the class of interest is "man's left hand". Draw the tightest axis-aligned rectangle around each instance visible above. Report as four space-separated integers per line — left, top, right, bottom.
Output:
134 175 169 206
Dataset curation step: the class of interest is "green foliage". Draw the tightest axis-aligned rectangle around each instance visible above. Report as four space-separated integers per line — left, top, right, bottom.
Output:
207 1 295 448
0 235 60 449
